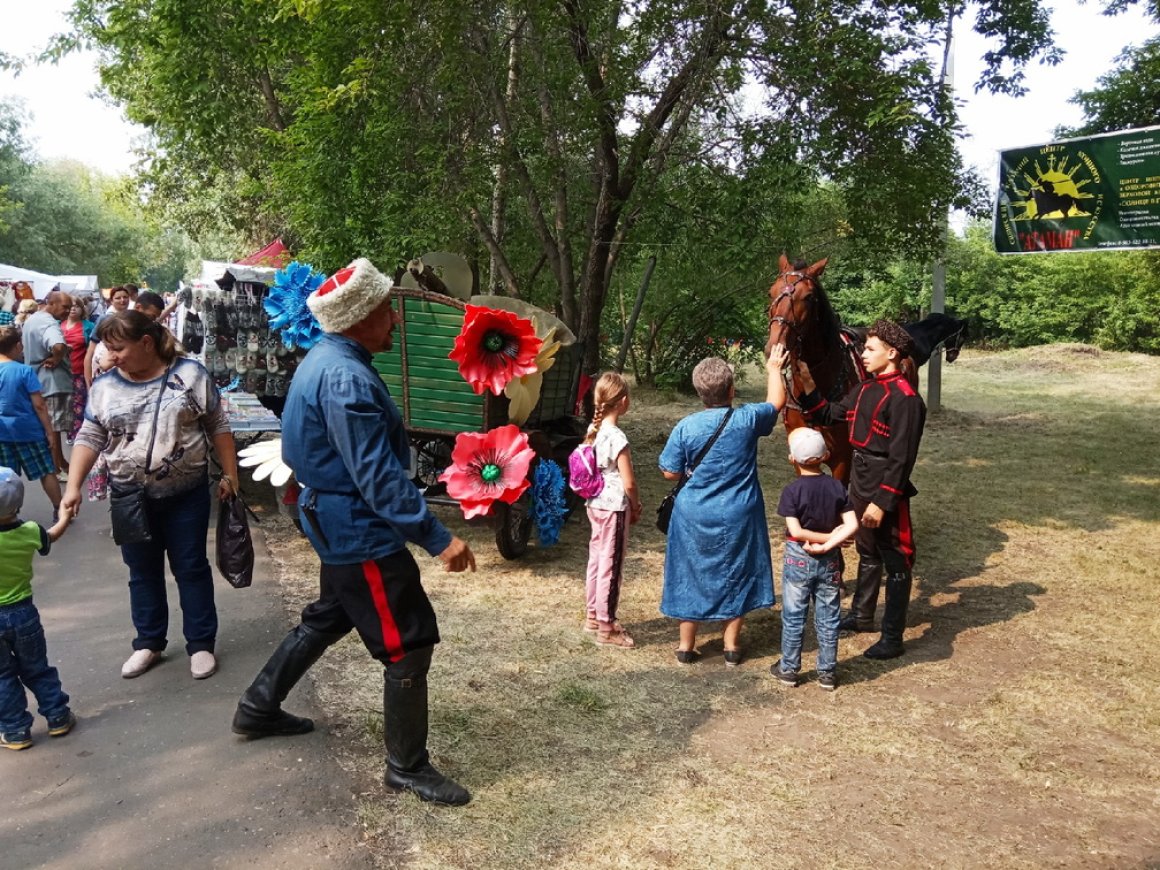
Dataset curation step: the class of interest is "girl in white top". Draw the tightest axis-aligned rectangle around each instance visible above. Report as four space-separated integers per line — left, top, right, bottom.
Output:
583 372 642 648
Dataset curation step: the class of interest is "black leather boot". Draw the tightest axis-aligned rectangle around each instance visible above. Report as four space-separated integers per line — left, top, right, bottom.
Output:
839 557 883 633
863 572 912 660
232 624 338 737
383 674 470 806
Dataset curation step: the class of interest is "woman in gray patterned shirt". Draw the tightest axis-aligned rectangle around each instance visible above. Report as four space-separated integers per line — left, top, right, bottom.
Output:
61 311 240 681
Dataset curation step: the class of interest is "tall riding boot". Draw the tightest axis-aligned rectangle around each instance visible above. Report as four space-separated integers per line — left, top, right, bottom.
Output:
232 624 339 737
383 673 471 806
839 557 883 632
863 572 912 660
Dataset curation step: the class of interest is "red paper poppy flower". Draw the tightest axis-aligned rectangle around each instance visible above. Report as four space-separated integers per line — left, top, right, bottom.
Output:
449 305 542 395
438 424 537 519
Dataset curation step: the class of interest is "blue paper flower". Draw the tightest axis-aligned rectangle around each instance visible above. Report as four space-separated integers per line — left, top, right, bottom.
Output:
530 459 567 547
266 261 326 349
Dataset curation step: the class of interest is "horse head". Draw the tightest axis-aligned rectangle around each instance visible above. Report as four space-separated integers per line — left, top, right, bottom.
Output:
765 254 829 358
944 318 968 363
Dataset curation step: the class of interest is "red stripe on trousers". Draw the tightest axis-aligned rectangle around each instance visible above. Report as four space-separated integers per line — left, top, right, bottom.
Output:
897 499 915 569
362 559 405 662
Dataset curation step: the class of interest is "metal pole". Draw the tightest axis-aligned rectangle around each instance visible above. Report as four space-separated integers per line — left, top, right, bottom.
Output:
927 6 955 413
615 255 656 373
928 259 945 411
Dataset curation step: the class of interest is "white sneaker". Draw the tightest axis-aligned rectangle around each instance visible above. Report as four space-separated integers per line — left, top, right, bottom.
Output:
122 649 161 679
190 651 217 680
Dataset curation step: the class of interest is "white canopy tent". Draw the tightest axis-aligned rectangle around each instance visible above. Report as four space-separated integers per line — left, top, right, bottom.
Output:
199 260 277 286
0 263 99 300
0 263 57 299
55 275 100 295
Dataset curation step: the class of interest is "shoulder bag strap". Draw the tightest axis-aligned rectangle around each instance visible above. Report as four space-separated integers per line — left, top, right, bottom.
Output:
142 363 172 476
688 407 734 475
672 407 734 499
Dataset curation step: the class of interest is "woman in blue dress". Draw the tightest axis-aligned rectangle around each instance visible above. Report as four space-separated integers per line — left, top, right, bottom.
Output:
659 346 789 665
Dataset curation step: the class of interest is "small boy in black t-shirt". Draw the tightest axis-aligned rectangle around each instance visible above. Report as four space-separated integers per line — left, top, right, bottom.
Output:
772 428 858 690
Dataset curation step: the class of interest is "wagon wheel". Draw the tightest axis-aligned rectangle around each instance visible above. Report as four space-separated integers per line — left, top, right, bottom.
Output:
412 437 452 492
494 492 533 560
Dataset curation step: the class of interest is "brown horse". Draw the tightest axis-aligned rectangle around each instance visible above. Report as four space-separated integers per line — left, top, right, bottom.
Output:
765 255 863 484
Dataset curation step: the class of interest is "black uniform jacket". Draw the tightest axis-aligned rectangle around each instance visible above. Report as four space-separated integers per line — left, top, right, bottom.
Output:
798 370 926 512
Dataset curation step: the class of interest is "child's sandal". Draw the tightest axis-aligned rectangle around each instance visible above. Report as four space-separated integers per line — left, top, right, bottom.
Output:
583 616 600 633
596 624 636 649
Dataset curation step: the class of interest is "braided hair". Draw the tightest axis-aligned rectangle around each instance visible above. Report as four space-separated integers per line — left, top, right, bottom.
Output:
583 372 629 445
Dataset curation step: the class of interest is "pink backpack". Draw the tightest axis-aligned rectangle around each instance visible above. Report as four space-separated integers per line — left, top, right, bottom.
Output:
567 444 605 499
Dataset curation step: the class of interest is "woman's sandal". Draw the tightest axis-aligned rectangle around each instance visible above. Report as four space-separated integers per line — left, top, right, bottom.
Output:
583 616 600 633
596 624 636 649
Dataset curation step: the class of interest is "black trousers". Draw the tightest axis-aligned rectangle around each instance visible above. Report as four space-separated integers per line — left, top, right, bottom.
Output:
850 495 916 575
301 549 439 665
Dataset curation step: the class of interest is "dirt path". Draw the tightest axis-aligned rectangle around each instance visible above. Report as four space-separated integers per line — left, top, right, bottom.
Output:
2 480 375 869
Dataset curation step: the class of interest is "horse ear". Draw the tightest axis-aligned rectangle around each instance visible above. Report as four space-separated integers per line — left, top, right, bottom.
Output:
806 258 828 277
778 254 791 272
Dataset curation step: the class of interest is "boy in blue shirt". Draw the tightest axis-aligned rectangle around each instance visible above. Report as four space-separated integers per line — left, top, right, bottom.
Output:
772 428 858 691
0 327 64 520
0 466 74 749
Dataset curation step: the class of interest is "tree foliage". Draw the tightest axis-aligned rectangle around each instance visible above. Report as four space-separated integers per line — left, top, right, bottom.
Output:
59 0 1065 368
1066 36 1160 135
806 222 1160 353
1059 0 1159 136
0 99 195 287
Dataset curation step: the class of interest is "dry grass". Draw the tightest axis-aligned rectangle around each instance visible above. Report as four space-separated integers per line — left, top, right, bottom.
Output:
258 344 1160 869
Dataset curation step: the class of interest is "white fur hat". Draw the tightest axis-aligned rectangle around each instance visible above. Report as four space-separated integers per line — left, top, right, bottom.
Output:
307 258 393 334
788 427 828 464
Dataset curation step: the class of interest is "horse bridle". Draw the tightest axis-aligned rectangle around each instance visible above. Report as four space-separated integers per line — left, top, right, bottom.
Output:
767 270 814 354
767 268 856 401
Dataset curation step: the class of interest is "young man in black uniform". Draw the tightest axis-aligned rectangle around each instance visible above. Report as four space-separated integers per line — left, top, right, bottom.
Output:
795 319 926 659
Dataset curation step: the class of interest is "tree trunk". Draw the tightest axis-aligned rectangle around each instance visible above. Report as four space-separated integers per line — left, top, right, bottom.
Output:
488 8 522 294
577 197 621 372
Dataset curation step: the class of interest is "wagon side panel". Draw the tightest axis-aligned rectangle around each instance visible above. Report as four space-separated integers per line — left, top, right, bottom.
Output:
371 291 487 436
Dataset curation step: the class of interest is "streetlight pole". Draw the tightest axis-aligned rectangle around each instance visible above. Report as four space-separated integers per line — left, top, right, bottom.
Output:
927 5 956 413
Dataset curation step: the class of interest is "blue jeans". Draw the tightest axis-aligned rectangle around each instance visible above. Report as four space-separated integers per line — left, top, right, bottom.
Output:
780 542 843 674
0 599 71 734
120 480 217 656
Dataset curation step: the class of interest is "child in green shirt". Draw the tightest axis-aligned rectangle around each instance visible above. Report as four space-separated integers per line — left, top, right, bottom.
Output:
0 466 74 750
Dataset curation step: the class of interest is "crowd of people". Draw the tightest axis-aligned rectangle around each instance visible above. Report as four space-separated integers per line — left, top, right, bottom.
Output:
0 262 927 811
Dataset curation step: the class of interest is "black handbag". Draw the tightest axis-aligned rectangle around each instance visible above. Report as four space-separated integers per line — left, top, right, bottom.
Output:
656 408 733 534
216 493 257 589
109 481 152 545
109 367 169 546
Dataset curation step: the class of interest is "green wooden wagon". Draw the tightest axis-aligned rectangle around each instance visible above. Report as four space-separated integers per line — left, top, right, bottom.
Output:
371 288 586 558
